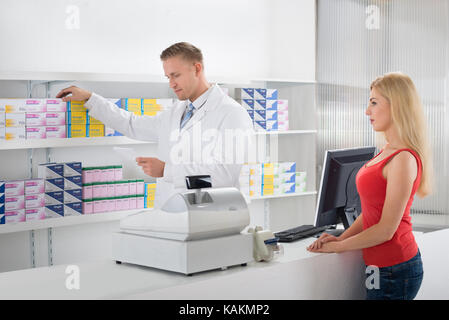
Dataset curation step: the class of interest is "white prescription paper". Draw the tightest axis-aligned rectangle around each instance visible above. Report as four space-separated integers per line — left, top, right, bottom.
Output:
113 147 139 162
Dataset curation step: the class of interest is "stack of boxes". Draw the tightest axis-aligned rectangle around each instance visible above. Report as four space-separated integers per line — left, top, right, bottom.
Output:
236 88 289 131
0 181 4 224
67 101 106 138
239 162 307 197
122 98 173 117
24 179 46 221
38 162 83 218
144 183 156 209
3 180 26 223
82 165 145 214
0 98 67 140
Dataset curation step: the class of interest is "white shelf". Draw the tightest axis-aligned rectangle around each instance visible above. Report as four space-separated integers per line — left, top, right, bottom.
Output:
0 136 154 150
250 191 317 200
0 209 150 234
255 130 317 135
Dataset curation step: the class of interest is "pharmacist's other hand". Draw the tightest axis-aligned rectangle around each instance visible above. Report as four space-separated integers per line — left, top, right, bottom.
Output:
136 157 165 178
56 86 92 102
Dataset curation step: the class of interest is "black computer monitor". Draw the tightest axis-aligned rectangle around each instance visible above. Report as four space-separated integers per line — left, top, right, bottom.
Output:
314 147 376 233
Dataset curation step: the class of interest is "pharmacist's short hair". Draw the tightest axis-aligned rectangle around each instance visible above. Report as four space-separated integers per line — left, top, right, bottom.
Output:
160 42 204 65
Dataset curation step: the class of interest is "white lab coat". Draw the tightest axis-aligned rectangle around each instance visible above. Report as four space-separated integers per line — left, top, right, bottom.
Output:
85 84 254 208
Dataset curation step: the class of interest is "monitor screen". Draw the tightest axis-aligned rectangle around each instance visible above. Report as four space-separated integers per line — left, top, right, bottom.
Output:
314 146 376 230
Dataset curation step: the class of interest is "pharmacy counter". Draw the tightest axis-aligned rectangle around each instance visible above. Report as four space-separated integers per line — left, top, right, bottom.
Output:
1 229 445 300
0 236 366 300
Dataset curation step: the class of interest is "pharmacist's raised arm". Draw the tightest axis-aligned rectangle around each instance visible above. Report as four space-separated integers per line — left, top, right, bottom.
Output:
56 86 161 142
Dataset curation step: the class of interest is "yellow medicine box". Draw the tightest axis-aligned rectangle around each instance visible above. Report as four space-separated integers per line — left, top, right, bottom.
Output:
68 125 87 138
88 124 105 137
67 112 88 125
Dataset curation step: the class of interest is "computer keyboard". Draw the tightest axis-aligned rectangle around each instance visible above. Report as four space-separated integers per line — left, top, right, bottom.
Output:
274 225 332 242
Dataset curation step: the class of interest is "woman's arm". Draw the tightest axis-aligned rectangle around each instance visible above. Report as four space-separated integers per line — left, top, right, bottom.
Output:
311 151 418 253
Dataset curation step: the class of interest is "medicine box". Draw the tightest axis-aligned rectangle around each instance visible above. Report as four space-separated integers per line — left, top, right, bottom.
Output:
266 100 278 111
5 180 25 196
45 178 65 193
266 120 278 131
0 99 26 113
254 99 266 110
279 162 296 173
277 100 289 111
26 127 46 139
38 163 64 179
68 124 87 138
26 113 46 126
88 124 105 137
64 189 83 203
63 162 82 177
123 98 142 115
254 88 267 100
46 112 66 126
25 208 45 221
46 126 66 138
277 110 288 121
278 120 289 131
266 89 278 100
46 99 67 112
235 88 254 100
5 196 25 211
88 114 103 125
24 99 45 112
24 179 45 195
254 120 266 131
25 194 45 209
5 113 26 127
64 202 83 216
45 204 64 218
67 101 87 112
266 110 278 121
5 210 26 223
45 191 64 206
254 109 266 122
67 111 88 125
240 99 254 110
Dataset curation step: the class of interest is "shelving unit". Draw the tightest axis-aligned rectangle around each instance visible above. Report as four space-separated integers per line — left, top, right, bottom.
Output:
0 72 317 272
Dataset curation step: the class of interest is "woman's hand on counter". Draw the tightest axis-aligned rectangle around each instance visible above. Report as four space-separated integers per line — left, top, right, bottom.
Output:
306 233 343 253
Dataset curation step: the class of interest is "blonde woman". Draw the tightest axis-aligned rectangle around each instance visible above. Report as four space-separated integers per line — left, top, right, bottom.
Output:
307 72 433 300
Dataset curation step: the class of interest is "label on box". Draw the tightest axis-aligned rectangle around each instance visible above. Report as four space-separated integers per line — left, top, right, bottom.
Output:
67 111 88 125
25 99 46 112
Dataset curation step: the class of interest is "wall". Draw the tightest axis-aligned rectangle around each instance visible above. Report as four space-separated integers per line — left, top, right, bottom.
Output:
316 0 449 227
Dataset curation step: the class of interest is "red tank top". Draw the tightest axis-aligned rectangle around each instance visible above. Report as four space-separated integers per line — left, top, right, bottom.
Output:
355 148 421 268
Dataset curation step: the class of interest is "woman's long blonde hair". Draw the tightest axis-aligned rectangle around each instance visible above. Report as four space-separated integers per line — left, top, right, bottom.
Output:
370 72 433 197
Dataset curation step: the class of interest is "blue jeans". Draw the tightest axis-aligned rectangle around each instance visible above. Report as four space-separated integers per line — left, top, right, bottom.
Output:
365 250 423 300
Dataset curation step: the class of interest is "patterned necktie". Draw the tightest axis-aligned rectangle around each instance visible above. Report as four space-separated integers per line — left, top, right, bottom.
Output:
180 103 195 129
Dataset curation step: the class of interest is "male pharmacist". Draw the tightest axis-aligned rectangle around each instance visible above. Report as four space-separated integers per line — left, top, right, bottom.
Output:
56 42 254 208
